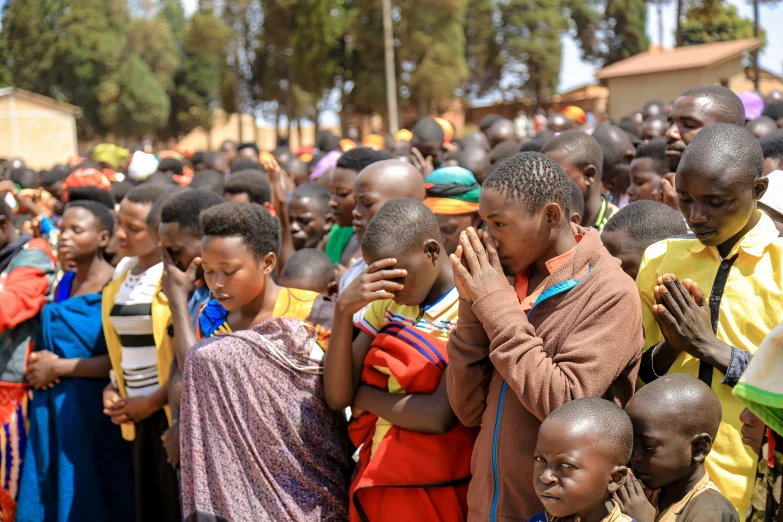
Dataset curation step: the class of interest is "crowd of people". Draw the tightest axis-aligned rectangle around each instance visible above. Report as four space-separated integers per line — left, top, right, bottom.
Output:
0 85 782 522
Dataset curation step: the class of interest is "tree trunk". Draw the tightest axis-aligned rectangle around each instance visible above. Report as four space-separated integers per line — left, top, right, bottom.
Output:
657 0 664 47
234 48 243 143
675 0 683 47
275 102 283 148
753 0 760 91
314 103 321 136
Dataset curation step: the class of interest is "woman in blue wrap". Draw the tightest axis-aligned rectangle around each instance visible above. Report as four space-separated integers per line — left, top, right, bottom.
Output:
18 200 134 522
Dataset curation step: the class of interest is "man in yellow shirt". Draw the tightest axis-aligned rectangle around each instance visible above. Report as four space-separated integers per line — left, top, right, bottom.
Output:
636 122 783 518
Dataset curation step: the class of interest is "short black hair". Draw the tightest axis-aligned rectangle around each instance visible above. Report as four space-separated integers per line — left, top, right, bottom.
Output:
490 140 522 165
568 178 585 218
681 85 745 126
67 186 116 209
65 199 115 234
10 168 38 189
280 248 335 290
189 170 225 194
746 116 778 137
542 130 604 180
629 373 722 440
519 138 546 153
761 129 783 162
634 138 669 177
679 122 764 181
642 99 665 114
316 131 341 152
412 118 445 146
362 197 441 256
603 200 686 251
763 101 783 122
140 172 179 187
237 142 260 154
145 186 186 229
200 202 281 259
191 151 206 165
546 397 633 464
230 159 264 173
619 117 642 140
223 170 272 205
160 189 225 233
484 152 572 216
111 181 135 204
479 113 503 132
158 158 184 175
335 147 391 173
40 165 70 187
291 183 330 215
125 183 169 206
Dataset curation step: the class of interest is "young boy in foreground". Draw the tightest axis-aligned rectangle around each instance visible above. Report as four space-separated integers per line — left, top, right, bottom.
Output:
530 398 635 522
619 374 738 522
447 152 643 520
324 197 476 522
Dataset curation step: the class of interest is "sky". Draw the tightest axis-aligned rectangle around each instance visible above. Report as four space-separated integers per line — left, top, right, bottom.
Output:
558 0 783 93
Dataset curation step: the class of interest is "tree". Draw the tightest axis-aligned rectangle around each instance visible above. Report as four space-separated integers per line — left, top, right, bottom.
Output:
0 0 65 92
125 15 180 90
462 0 504 101
166 8 231 138
569 0 649 67
498 0 565 103
397 0 469 116
680 0 755 45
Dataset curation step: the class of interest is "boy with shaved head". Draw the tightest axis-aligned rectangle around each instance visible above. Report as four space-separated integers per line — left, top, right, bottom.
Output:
619 374 738 522
542 131 612 229
636 123 783 517
339 160 427 322
530 398 635 522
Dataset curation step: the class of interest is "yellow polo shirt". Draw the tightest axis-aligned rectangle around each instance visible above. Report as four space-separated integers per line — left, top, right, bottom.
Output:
636 211 783 519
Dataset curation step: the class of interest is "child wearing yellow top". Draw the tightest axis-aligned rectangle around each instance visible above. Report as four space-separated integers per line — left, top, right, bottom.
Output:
635 123 783 518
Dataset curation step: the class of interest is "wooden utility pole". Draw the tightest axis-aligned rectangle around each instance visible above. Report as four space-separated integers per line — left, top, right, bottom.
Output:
382 0 399 134
753 0 760 91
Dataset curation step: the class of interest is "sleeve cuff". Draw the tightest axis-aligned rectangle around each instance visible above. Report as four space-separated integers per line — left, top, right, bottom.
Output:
720 347 751 387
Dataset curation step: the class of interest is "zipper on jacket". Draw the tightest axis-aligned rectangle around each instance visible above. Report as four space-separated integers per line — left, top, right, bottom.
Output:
488 268 593 522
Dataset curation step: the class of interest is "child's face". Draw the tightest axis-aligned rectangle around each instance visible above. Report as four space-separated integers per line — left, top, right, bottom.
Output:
479 188 551 276
534 417 626 519
158 222 203 273
201 236 273 313
436 213 476 255
364 244 440 307
288 196 328 250
601 229 643 281
676 160 764 248
114 200 157 259
627 158 662 203
545 150 589 196
329 168 357 227
625 396 694 490
59 207 108 264
352 176 393 243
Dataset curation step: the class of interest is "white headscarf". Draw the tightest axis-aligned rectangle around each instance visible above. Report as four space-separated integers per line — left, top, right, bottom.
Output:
127 151 159 182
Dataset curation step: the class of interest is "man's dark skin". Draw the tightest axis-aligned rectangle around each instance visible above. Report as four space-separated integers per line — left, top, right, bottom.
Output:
458 147 491 184
593 125 635 204
487 119 517 149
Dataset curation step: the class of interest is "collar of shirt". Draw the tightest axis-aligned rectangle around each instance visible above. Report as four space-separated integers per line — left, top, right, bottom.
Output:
515 234 583 312
421 286 459 319
687 211 779 258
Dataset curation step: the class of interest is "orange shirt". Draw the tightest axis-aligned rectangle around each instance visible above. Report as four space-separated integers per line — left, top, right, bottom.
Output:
515 235 582 312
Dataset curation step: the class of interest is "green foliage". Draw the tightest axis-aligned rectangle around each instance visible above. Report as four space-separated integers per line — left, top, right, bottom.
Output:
681 0 756 45
167 8 231 137
568 0 649 67
0 0 65 93
125 15 180 90
498 0 566 102
463 0 504 99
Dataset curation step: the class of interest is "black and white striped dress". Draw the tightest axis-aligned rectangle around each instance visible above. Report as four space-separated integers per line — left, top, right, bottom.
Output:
109 257 164 398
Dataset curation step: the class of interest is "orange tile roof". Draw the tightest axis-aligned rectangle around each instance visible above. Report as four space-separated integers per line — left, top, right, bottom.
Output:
596 38 762 79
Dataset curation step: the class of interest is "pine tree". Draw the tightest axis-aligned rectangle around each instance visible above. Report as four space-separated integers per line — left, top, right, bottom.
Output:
569 0 649 67
463 0 504 100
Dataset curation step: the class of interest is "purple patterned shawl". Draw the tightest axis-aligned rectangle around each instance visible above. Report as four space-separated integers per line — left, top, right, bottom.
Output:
180 317 354 521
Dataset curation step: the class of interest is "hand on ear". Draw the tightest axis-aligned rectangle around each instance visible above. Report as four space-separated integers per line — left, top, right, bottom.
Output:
613 471 657 522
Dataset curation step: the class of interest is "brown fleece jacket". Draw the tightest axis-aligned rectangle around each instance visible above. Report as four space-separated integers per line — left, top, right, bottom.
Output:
446 225 643 522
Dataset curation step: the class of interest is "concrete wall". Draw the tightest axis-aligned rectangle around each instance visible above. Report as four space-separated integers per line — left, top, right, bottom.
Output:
605 57 746 117
0 95 78 169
